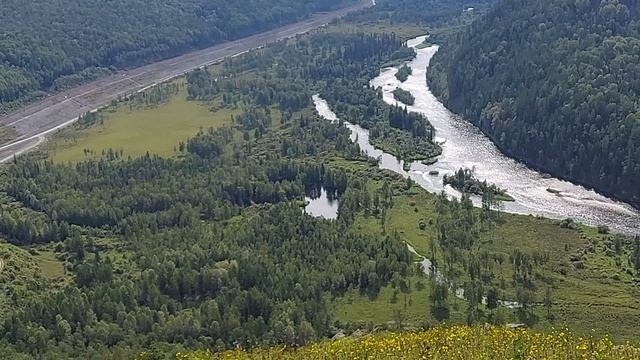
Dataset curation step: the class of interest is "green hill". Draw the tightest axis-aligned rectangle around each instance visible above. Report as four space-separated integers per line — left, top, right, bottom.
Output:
428 0 640 208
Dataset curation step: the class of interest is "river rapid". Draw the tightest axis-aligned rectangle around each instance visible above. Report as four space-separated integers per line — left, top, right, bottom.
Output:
314 35 640 235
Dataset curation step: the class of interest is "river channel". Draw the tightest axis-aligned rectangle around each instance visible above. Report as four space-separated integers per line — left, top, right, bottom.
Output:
313 35 639 235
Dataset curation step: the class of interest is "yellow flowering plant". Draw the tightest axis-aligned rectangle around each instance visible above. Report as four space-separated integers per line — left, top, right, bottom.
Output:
138 326 640 360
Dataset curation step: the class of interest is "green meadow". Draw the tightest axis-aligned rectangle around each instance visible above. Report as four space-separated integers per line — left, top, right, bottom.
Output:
48 80 236 163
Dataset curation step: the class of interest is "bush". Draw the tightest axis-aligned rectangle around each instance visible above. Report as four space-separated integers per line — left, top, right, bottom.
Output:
418 220 427 230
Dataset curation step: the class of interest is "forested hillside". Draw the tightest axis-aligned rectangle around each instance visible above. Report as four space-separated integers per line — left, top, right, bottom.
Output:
0 31 429 358
0 0 352 113
427 0 640 208
0 0 639 358
349 0 495 26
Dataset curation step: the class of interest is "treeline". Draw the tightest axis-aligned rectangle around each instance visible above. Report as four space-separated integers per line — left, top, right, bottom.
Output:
0 0 352 112
428 0 640 208
349 0 496 27
443 168 513 201
185 31 441 162
4 135 350 240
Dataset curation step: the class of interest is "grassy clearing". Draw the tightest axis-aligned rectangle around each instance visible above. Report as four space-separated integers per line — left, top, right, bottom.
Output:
473 216 640 340
48 80 236 162
330 276 471 328
0 242 68 319
386 189 439 256
33 248 66 280
328 160 640 341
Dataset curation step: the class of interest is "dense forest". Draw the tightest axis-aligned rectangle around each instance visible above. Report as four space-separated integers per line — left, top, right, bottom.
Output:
428 0 640 208
348 0 496 26
0 30 435 358
1 0 639 357
0 0 353 113
186 30 441 163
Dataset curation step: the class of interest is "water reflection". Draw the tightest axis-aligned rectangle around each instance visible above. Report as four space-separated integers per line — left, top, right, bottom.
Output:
304 187 339 220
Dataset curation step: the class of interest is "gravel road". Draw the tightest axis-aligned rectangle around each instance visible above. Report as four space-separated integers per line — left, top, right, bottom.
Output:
0 0 372 162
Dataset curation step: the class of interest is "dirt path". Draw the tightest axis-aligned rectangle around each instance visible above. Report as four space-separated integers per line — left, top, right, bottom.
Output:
0 0 373 162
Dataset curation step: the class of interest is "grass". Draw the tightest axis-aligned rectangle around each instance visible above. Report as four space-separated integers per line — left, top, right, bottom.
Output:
0 242 68 320
327 161 640 341
473 216 640 341
173 326 640 359
48 80 236 162
33 248 66 280
330 276 472 328
0 124 19 144
386 189 439 256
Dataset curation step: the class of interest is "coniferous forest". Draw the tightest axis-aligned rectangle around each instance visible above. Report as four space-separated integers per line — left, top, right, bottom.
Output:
0 0 352 113
0 31 427 359
428 0 640 208
0 0 639 358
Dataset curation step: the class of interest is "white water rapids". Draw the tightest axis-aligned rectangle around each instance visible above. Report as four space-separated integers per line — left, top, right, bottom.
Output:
314 35 639 235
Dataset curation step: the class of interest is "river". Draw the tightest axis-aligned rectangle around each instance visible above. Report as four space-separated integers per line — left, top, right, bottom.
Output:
313 35 640 235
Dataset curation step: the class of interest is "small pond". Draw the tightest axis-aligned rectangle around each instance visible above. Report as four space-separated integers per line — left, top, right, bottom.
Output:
304 187 339 220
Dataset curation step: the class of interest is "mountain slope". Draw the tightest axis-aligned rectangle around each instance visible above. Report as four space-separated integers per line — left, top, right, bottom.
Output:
0 0 353 112
428 0 640 208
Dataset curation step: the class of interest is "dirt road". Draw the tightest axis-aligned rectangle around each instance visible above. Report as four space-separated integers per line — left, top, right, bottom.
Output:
0 0 372 162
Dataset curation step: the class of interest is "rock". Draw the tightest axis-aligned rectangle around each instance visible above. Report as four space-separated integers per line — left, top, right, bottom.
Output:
507 323 527 330
352 329 367 337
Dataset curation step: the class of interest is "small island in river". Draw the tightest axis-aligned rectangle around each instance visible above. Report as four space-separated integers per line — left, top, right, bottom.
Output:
444 168 515 202
395 64 412 82
393 88 415 105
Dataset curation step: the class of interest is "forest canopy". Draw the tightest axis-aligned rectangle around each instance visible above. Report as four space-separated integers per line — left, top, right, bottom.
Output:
0 30 430 358
0 0 352 112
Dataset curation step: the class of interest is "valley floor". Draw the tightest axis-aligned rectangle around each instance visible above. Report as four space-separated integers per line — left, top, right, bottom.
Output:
30 44 640 341
0 8 637 359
